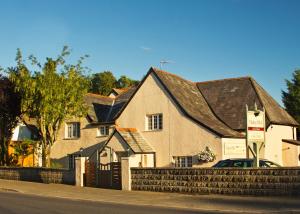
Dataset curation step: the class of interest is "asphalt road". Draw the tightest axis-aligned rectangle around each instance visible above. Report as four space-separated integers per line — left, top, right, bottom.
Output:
0 191 228 214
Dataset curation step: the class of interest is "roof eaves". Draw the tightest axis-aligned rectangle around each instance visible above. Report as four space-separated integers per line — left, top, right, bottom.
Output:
151 69 227 138
113 68 154 120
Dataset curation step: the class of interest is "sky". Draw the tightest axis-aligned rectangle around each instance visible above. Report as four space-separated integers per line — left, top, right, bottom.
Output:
0 0 300 105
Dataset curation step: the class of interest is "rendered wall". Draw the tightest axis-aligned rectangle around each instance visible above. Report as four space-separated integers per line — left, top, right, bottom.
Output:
116 73 222 167
265 125 298 166
51 117 111 168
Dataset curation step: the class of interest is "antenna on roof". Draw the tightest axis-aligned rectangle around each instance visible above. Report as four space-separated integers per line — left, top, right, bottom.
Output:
159 60 174 69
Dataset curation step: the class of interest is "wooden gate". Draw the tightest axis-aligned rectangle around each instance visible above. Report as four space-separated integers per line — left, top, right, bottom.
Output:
97 162 122 190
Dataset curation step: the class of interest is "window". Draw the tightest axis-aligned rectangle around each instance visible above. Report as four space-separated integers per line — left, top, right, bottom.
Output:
174 156 192 167
97 126 109 136
65 122 80 139
68 154 81 169
146 114 163 131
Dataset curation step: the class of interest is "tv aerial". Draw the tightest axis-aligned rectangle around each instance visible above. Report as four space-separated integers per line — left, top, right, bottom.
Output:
159 59 174 69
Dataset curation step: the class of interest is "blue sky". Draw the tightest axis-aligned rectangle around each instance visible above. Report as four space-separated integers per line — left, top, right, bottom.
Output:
0 0 300 105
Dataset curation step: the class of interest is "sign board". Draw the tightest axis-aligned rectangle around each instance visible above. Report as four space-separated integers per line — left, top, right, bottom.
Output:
246 104 265 167
224 141 246 156
246 110 265 143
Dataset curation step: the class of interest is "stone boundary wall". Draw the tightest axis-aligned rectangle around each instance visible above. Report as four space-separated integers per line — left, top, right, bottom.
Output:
0 167 75 185
131 167 300 196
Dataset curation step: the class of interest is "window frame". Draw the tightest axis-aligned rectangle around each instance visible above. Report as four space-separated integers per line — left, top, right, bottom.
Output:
146 114 163 131
65 122 80 139
97 125 110 137
174 156 193 168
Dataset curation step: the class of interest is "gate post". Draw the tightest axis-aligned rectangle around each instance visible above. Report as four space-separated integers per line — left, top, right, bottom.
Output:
75 157 88 187
121 157 131 191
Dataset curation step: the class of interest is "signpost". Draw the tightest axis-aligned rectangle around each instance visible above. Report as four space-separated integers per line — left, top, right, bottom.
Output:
246 103 265 167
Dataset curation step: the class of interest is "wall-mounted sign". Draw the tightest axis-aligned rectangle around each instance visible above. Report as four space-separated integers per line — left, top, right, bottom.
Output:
224 141 246 156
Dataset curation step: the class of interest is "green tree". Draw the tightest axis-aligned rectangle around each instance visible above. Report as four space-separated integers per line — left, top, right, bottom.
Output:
0 73 21 166
10 46 89 167
12 139 36 167
90 71 116 95
282 70 300 124
116 75 139 88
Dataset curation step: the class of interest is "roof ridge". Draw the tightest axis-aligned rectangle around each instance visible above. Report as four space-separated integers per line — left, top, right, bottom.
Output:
113 87 131 91
116 127 137 132
196 76 252 85
151 67 195 84
86 93 115 100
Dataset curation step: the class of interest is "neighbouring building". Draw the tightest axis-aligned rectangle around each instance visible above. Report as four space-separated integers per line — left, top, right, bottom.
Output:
50 87 136 168
9 121 40 167
100 67 300 168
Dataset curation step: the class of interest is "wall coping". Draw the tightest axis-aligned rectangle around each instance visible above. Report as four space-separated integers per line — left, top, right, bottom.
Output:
0 167 73 171
131 167 300 170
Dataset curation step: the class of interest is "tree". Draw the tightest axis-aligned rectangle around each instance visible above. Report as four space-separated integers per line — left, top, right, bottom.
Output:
116 75 139 88
90 71 116 95
0 73 21 166
12 139 36 167
9 46 90 167
282 70 300 124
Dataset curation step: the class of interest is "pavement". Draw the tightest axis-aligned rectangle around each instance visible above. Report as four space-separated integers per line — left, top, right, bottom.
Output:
0 179 299 213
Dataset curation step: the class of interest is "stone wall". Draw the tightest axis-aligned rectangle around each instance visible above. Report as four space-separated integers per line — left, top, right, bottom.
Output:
0 167 75 185
131 167 300 196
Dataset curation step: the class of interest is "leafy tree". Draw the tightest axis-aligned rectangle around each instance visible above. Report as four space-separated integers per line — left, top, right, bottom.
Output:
90 71 116 95
282 70 300 124
9 46 89 167
0 73 21 166
12 139 36 167
116 75 139 88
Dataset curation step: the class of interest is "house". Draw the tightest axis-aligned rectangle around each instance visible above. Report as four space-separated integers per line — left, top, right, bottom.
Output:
109 88 130 98
9 121 40 167
50 87 137 168
100 67 300 168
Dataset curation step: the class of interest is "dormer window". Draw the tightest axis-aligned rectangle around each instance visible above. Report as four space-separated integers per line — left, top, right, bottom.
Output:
146 114 163 131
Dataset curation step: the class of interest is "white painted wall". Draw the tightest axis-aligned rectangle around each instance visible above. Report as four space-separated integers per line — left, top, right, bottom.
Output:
265 124 298 166
11 123 32 141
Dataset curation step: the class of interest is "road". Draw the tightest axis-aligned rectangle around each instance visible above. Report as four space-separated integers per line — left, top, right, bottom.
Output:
0 180 299 214
0 191 227 214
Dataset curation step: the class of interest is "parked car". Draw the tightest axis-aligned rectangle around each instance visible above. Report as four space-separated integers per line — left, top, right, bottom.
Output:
212 158 281 168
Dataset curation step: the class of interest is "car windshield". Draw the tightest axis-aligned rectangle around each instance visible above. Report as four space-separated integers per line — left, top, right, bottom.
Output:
261 160 280 167
214 161 231 167
232 160 252 167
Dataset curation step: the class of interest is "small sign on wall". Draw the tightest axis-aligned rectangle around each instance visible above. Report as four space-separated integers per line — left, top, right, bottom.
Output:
224 141 246 156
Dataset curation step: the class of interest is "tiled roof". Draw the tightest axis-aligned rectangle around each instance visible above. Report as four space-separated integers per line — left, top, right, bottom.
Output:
85 67 297 138
85 93 114 123
85 87 137 123
111 88 129 95
197 77 298 130
151 68 243 138
116 128 155 153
